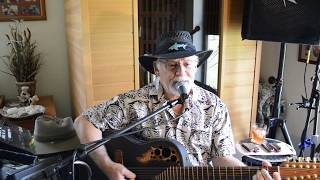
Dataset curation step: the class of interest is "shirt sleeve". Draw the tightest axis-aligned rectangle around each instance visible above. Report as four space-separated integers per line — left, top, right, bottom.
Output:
211 102 236 158
81 95 129 131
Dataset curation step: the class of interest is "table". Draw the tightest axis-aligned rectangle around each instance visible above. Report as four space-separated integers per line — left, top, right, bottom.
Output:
235 138 296 165
0 96 56 131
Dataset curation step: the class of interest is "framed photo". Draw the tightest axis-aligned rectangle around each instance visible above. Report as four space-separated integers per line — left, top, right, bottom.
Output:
298 44 320 65
0 0 46 21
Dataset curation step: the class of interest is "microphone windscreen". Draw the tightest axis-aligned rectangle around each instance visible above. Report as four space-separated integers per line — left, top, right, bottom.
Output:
175 81 189 95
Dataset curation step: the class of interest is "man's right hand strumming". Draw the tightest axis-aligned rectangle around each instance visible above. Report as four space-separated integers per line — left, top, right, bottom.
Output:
103 161 136 180
74 116 136 180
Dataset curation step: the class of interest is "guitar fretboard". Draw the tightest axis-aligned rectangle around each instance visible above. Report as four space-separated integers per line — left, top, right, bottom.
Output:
130 166 271 180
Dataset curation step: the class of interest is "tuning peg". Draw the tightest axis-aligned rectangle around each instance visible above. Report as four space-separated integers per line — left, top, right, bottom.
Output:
312 174 318 179
312 157 317 162
298 157 304 162
305 157 311 162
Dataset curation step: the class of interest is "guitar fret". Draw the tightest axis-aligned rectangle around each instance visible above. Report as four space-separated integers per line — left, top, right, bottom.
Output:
196 166 198 180
161 169 163 180
192 166 195 180
213 166 215 180
188 166 190 180
225 167 227 180
232 166 235 180
201 166 204 180
219 166 221 180
207 166 209 180
240 167 243 180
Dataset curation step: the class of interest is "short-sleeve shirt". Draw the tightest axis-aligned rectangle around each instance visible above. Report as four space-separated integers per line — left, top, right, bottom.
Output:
82 79 235 166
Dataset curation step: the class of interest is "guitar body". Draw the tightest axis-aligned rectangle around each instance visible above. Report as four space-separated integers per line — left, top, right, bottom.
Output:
77 135 192 180
105 135 192 168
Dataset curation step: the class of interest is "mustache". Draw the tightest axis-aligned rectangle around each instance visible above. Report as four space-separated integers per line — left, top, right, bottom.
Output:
172 77 189 83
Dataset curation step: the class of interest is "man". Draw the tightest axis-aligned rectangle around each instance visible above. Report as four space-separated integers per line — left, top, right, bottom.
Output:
74 31 280 180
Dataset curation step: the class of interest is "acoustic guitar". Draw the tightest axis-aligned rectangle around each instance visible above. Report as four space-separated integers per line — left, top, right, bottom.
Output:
80 134 320 180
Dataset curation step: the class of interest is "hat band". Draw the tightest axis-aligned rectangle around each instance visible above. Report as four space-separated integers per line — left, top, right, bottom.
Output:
155 42 196 55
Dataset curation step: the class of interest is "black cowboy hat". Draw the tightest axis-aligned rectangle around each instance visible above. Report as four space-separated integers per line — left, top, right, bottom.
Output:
139 31 213 74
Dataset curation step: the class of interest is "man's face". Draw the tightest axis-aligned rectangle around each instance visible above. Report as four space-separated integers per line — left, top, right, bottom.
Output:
155 55 198 99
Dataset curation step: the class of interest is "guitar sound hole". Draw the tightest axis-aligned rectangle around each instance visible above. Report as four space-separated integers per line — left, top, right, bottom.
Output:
162 147 171 157
154 148 161 155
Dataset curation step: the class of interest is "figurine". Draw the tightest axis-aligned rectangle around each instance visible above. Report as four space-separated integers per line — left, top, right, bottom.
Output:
28 95 39 105
17 86 39 106
17 86 31 105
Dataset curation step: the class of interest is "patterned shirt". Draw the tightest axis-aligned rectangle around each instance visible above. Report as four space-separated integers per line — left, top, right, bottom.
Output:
82 79 235 166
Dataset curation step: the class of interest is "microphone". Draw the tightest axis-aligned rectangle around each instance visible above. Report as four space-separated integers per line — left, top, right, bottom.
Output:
174 81 189 102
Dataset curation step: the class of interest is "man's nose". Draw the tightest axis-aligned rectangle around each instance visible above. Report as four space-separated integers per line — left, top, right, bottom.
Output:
175 64 187 76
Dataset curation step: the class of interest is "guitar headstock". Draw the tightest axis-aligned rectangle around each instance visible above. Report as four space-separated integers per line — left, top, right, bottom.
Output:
279 157 320 179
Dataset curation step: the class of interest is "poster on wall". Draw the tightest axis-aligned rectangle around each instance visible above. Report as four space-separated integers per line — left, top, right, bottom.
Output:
0 0 46 21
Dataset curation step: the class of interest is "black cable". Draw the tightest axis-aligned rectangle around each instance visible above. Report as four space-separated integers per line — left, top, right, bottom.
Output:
72 150 77 180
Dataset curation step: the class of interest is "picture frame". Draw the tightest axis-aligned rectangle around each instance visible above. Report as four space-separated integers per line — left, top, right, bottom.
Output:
298 44 320 65
0 0 46 22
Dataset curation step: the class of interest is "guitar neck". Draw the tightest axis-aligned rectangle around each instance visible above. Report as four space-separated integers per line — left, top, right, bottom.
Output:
130 166 267 180
130 165 320 180
156 166 264 180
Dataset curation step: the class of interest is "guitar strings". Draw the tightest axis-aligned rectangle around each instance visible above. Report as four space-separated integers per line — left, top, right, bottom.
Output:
125 166 278 176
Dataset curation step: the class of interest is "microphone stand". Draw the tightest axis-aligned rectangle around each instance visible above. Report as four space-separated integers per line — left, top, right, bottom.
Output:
53 96 187 179
298 54 320 158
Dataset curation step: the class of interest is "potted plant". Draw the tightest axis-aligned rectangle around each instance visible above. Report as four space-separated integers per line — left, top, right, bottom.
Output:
0 20 42 97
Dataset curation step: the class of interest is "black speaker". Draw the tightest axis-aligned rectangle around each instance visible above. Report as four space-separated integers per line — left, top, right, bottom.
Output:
242 0 320 45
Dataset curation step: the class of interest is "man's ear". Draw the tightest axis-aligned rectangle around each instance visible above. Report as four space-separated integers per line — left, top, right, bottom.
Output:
153 62 159 76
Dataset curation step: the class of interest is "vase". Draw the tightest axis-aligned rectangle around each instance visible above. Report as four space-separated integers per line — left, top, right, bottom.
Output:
16 81 37 97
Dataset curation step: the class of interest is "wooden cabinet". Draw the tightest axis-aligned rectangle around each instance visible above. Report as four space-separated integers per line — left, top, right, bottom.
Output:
219 0 261 142
65 0 139 116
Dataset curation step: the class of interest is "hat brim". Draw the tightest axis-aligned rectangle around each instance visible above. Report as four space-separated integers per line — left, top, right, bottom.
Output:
34 135 80 156
139 50 213 74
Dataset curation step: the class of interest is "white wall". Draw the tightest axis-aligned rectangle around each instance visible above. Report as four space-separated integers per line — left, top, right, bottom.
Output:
260 41 316 154
0 1 71 117
193 0 204 81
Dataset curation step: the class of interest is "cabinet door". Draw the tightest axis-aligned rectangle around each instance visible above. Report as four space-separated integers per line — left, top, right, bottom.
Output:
89 0 139 105
65 0 139 115
219 0 261 142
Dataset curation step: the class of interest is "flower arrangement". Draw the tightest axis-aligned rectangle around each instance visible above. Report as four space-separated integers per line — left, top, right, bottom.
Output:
0 20 42 82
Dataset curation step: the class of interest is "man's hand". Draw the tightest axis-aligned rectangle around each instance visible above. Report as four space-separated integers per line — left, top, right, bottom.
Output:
104 161 136 180
253 161 281 180
74 117 136 179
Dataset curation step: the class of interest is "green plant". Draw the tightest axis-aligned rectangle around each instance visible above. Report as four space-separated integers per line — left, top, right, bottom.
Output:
0 20 41 82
